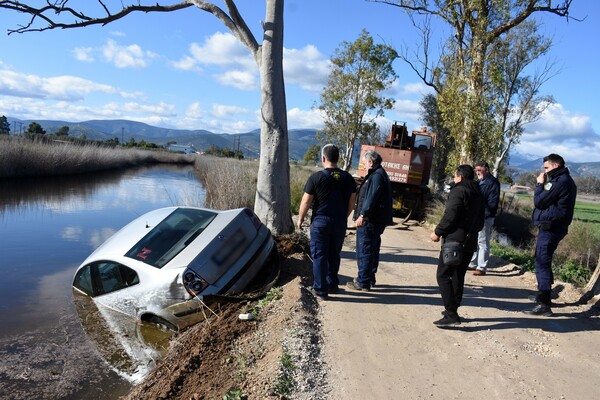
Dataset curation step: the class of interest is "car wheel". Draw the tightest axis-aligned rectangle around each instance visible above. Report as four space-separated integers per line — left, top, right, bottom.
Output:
146 315 178 332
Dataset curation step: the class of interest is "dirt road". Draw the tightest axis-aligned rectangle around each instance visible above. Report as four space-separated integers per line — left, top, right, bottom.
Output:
319 222 600 400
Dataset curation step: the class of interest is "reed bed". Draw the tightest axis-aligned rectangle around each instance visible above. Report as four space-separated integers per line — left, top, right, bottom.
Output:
0 136 194 179
193 156 315 213
194 155 258 210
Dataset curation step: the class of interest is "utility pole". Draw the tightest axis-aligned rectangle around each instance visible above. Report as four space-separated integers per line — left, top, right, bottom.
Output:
121 127 124 144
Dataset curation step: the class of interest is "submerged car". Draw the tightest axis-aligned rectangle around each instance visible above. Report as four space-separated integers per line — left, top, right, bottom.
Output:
72 206 277 330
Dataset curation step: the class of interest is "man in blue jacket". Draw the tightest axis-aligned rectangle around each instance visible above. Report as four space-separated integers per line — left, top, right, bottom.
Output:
526 154 577 316
346 150 393 291
469 161 501 276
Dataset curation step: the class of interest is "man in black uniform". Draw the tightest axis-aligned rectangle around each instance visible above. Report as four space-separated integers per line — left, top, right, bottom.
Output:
430 165 484 327
297 144 357 300
526 153 577 316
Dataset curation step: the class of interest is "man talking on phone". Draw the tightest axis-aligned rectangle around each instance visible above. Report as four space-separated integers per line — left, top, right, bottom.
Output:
526 153 577 316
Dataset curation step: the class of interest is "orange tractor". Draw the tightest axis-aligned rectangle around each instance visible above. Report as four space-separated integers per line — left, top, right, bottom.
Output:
356 122 436 222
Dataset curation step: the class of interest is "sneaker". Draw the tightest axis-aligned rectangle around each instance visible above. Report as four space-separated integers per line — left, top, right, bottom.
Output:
440 310 462 323
472 269 486 276
523 303 553 317
308 287 328 301
346 281 370 292
467 266 477 271
433 313 461 327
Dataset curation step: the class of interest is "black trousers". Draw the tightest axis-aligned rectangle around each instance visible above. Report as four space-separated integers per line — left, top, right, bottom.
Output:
436 247 475 315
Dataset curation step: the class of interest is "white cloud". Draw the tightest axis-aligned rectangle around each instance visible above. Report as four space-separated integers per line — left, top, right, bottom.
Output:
390 98 423 124
172 102 257 132
104 101 177 117
215 70 257 91
185 102 205 119
189 32 252 68
0 69 117 101
102 39 155 69
287 107 324 129
72 47 94 63
171 55 201 72
210 104 251 119
283 45 331 91
516 103 600 162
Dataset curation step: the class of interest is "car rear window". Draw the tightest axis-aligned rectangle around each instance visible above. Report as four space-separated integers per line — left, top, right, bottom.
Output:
125 208 217 268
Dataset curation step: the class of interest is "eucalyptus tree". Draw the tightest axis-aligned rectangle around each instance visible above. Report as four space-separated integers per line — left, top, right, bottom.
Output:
317 29 397 171
0 0 293 234
420 94 453 192
372 0 574 165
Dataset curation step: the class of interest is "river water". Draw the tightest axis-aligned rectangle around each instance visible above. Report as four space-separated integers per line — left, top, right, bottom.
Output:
0 165 206 399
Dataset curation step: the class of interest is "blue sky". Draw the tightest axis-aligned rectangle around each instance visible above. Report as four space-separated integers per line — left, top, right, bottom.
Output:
1 0 599 163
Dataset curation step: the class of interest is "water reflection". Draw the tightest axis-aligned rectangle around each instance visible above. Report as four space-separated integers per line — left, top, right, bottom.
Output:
0 165 205 399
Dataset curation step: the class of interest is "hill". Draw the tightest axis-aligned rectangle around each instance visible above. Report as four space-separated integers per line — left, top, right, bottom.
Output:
509 153 600 177
6 117 319 161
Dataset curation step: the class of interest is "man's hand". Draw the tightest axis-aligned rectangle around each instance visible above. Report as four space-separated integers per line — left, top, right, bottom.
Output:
537 172 546 184
430 232 440 242
297 218 304 230
356 215 364 227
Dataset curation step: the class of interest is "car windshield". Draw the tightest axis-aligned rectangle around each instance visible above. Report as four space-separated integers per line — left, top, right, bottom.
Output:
125 208 217 268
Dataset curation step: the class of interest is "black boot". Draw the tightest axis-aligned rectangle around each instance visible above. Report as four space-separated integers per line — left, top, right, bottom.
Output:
523 303 553 317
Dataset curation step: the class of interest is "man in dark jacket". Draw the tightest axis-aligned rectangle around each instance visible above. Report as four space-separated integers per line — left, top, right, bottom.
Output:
430 164 484 327
346 150 393 291
525 153 577 316
298 144 357 300
469 161 501 276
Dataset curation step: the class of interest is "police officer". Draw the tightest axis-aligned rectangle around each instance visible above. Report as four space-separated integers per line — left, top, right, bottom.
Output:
526 153 577 316
297 144 357 300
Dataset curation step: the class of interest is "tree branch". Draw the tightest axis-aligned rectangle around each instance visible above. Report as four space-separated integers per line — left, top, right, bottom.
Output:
0 1 195 34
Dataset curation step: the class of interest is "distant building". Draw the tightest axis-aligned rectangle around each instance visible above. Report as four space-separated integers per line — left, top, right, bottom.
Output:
168 144 199 154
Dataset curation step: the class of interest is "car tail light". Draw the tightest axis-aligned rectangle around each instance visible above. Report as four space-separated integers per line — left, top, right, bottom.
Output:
182 270 209 296
243 208 262 230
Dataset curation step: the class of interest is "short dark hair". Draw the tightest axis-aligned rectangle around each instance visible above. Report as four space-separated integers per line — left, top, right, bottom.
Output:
475 161 489 169
455 164 475 180
543 153 565 168
363 149 383 166
322 144 340 163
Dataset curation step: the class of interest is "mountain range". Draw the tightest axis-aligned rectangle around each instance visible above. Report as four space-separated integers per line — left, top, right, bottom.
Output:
6 117 318 161
6 117 600 177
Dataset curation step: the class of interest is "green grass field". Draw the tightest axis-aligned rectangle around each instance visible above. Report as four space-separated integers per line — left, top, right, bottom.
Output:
573 201 600 223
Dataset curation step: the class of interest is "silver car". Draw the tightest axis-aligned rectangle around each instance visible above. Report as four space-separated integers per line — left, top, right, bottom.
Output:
72 206 276 330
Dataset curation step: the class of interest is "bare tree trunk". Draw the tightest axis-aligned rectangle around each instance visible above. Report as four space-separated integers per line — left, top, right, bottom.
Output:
342 142 355 172
253 0 293 234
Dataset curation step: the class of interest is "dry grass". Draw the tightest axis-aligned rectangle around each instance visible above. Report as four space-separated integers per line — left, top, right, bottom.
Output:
0 135 194 179
193 156 316 213
194 155 258 210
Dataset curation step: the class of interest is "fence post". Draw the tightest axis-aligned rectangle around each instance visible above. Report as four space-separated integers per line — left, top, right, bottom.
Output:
579 255 600 304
